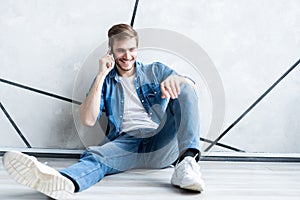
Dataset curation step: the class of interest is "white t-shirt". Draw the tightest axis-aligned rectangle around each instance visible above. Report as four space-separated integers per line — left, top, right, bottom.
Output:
119 75 159 133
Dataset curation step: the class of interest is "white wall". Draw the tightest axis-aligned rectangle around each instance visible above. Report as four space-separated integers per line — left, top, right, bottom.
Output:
0 0 135 149
0 0 299 153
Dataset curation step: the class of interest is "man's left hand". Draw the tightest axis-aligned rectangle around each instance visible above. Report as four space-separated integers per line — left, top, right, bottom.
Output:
160 75 185 99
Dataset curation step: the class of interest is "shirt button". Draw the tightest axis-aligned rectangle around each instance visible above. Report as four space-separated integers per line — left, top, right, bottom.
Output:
154 92 157 94
141 100 144 102
149 112 152 115
120 115 123 118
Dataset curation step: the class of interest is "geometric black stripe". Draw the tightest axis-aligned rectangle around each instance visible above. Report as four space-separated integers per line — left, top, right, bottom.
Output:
205 58 300 151
0 78 81 105
200 137 245 152
130 0 140 27
0 102 32 148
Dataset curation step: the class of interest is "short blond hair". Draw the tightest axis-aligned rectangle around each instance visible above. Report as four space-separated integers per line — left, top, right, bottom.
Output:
108 24 139 48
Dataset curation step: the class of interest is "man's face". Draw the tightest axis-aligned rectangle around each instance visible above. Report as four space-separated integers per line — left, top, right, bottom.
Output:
111 38 138 75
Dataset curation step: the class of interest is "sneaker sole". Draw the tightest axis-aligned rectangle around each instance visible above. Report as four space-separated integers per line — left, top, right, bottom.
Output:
171 180 205 192
3 151 74 199
179 182 204 192
171 176 205 192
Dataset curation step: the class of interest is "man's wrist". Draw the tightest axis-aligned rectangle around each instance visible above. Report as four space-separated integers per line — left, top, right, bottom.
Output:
96 72 107 81
179 75 196 85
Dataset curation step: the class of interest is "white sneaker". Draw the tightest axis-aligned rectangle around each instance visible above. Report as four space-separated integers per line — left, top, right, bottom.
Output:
2 151 75 199
171 156 205 192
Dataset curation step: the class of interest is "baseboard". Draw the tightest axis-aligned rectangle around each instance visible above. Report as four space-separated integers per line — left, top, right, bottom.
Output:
1 147 300 162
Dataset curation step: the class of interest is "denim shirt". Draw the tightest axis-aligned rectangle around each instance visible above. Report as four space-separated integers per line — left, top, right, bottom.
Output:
96 61 177 141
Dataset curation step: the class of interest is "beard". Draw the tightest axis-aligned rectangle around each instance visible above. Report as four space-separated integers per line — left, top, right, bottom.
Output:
115 59 135 72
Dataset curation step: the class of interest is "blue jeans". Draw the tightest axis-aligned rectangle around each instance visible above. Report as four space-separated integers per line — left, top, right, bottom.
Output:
60 83 201 192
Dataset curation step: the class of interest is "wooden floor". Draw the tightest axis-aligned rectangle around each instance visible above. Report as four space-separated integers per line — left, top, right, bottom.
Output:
1 157 300 200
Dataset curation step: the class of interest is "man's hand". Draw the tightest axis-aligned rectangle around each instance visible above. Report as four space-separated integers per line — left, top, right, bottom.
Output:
160 75 185 99
98 52 115 76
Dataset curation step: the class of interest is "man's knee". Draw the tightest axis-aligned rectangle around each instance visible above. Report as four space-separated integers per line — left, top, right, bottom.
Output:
179 82 198 99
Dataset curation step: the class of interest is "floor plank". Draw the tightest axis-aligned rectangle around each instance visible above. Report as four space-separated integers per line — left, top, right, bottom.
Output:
1 157 300 200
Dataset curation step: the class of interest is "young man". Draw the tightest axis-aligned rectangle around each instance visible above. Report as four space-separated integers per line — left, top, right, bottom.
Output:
3 24 205 199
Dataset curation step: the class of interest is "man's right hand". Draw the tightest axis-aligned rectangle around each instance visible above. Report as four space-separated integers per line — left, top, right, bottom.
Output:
98 52 115 75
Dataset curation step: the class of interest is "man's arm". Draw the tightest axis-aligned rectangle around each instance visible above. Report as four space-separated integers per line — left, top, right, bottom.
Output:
160 75 195 99
80 53 114 126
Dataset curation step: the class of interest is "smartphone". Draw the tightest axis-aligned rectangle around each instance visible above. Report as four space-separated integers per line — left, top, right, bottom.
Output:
107 47 115 68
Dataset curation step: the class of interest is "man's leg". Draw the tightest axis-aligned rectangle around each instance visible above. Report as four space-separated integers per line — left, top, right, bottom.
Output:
3 133 143 198
168 82 204 191
60 133 143 192
147 82 201 162
145 82 205 191
174 82 201 160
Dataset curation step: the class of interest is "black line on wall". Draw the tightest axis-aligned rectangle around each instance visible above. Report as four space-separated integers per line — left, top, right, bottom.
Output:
0 78 81 105
0 102 32 148
200 138 244 152
205 58 300 152
130 0 140 27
